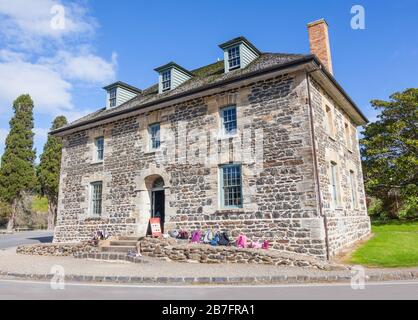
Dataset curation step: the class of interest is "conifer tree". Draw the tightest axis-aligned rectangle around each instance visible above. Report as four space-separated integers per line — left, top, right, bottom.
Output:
37 116 67 230
0 94 36 231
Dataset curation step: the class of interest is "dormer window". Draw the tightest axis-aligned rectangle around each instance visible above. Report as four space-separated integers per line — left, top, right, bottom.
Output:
109 88 117 108
228 46 241 70
155 62 192 94
103 82 141 109
219 36 261 73
162 69 171 91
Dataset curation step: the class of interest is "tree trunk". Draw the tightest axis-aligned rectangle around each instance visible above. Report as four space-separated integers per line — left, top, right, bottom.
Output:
47 198 57 231
6 198 17 232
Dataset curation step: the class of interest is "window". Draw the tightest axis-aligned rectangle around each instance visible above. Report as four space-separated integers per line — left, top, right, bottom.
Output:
349 170 358 209
325 105 335 138
109 88 116 107
220 164 242 208
330 161 340 208
149 123 161 151
344 122 352 150
94 137 104 161
227 46 241 70
90 181 103 216
221 106 237 136
161 70 171 91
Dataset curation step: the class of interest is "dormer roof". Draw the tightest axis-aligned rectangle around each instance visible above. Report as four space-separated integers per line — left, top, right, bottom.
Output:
154 62 193 94
103 81 142 94
154 62 194 77
218 36 262 55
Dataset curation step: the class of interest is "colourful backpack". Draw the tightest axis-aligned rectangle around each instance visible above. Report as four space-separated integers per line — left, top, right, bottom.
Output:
177 230 189 239
218 232 231 246
262 240 270 249
203 230 213 244
191 230 201 243
236 234 247 248
211 233 220 246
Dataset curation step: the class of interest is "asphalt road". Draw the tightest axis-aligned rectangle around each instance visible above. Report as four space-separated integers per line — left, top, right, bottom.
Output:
0 279 417 300
0 230 53 249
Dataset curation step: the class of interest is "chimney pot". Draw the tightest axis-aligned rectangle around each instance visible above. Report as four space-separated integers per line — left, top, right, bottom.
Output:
307 18 333 74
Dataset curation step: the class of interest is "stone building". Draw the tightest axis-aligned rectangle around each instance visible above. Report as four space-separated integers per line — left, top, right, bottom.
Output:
51 19 371 259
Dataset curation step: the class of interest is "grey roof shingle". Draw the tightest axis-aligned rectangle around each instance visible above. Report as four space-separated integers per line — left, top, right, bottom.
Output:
54 52 308 133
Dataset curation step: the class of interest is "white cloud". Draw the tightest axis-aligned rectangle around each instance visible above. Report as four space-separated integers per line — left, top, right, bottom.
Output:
40 50 117 84
0 0 96 51
0 60 73 115
0 49 28 62
0 0 118 157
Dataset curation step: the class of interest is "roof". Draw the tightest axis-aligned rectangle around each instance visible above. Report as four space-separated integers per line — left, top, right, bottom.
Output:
102 81 142 94
218 36 262 55
154 62 194 77
51 52 368 135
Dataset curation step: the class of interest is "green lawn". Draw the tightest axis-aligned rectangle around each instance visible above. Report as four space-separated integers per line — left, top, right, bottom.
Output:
349 220 418 268
32 196 48 213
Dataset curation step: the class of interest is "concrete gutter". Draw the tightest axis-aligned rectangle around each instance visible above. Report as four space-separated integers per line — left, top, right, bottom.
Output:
1 269 417 286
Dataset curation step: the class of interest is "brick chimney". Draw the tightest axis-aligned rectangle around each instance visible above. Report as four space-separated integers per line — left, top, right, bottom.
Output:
307 19 333 75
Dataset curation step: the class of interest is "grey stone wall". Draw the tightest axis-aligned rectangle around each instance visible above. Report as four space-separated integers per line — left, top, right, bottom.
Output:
308 78 371 256
54 69 370 259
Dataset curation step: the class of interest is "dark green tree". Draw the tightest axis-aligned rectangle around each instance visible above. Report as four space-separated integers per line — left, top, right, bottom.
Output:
361 88 418 219
37 116 67 230
0 94 36 230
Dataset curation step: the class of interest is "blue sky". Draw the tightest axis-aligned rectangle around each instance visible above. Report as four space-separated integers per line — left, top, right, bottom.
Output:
0 0 417 161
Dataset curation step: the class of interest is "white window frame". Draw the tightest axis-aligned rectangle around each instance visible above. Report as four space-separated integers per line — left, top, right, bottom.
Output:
227 45 241 70
220 105 238 136
344 122 353 151
330 161 341 208
109 88 117 108
219 164 243 209
349 170 358 209
94 136 104 162
90 181 103 216
161 70 171 91
325 105 335 139
148 123 161 151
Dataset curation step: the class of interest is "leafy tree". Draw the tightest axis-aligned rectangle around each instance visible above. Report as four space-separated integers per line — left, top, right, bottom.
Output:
361 88 418 219
0 94 36 230
37 116 67 230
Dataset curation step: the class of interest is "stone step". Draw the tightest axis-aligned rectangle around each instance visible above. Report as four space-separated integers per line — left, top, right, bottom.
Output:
100 245 136 253
118 236 142 241
109 240 138 246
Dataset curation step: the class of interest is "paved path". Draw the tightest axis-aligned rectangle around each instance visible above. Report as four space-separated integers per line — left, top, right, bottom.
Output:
0 279 417 300
0 231 53 249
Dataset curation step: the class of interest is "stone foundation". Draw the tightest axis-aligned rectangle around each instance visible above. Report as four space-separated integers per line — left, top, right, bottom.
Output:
16 242 98 257
137 237 344 270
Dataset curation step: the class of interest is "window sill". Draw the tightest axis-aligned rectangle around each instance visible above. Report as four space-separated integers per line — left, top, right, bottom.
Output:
84 216 104 221
328 135 337 142
217 133 238 141
144 149 160 155
216 207 244 212
90 160 103 165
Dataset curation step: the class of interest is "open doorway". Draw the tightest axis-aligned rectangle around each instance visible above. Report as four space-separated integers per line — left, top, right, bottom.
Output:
150 176 165 233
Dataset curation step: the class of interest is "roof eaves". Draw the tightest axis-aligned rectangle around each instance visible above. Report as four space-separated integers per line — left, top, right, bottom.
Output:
51 55 314 135
102 81 142 94
310 56 369 124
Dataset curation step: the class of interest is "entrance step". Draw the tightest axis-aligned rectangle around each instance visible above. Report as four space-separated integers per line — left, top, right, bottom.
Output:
109 240 138 246
100 245 136 253
118 236 142 241
74 252 149 264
